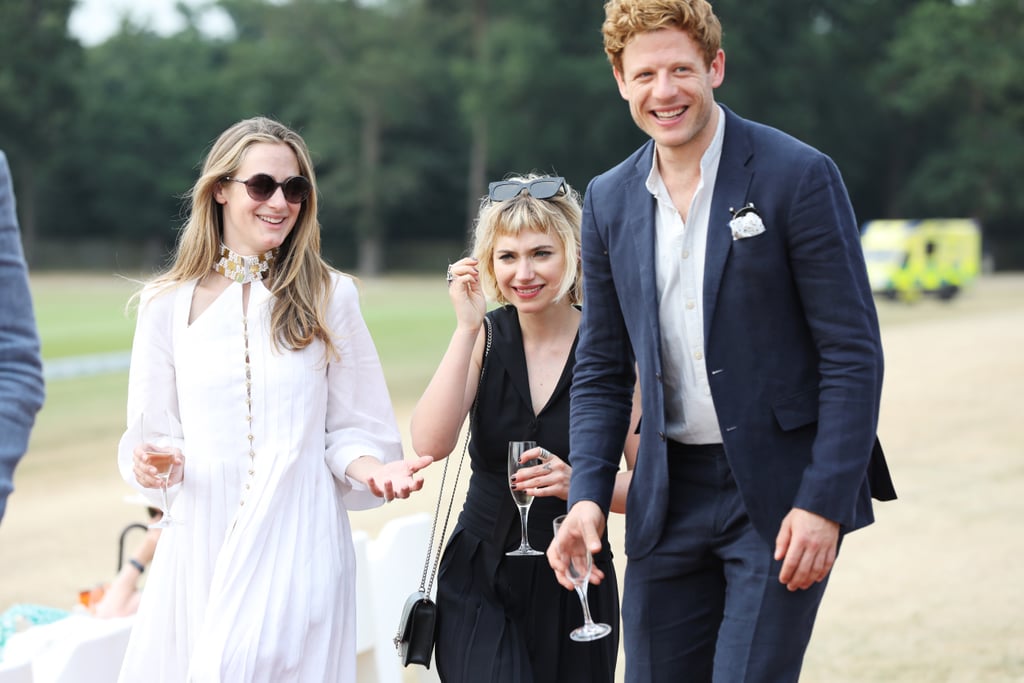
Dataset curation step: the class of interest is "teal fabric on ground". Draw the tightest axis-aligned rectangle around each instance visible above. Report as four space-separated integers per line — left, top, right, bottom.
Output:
0 603 69 662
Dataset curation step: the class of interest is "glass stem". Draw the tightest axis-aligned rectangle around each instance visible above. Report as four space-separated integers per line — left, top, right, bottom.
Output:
518 505 530 548
159 475 171 518
575 585 596 626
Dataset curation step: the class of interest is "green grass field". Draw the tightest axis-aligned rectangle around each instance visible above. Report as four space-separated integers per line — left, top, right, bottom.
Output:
25 272 455 479
31 273 139 359
25 270 1019 479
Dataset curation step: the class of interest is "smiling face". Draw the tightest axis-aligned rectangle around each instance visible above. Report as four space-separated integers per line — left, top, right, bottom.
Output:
214 142 303 255
614 27 724 162
493 228 569 313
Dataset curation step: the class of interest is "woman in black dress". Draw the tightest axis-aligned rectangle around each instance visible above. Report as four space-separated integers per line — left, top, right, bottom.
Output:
411 174 638 682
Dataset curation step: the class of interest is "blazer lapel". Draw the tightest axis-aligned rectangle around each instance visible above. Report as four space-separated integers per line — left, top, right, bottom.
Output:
704 108 754 339
627 143 662 345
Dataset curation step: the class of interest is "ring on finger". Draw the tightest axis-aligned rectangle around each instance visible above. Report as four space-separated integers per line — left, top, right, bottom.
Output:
539 448 552 461
446 264 454 286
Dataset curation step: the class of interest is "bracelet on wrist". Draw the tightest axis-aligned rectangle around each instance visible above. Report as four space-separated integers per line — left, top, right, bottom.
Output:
128 559 145 574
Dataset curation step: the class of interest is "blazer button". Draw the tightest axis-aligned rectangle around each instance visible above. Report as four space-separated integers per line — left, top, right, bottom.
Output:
658 432 666 441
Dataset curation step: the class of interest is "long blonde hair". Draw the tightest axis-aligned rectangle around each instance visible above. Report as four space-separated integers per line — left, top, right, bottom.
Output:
147 116 337 356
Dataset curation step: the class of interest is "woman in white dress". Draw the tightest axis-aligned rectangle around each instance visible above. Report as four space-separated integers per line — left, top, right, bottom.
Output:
117 116 432 683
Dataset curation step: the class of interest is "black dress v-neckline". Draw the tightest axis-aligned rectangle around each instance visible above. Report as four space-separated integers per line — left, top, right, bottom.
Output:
496 307 579 419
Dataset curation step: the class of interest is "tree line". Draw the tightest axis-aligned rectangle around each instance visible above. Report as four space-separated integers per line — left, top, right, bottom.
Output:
2 0 1022 273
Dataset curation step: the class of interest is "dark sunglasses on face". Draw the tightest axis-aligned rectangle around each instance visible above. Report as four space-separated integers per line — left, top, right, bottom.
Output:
488 177 566 202
224 174 312 204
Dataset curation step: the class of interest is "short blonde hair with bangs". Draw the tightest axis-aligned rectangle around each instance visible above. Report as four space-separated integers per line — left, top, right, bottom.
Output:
471 174 583 307
602 0 722 74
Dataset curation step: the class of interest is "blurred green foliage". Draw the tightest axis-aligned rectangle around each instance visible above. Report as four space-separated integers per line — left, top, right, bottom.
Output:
2 0 1023 270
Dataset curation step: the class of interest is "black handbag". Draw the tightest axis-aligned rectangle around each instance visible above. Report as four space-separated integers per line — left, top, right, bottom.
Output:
395 590 437 667
394 316 492 668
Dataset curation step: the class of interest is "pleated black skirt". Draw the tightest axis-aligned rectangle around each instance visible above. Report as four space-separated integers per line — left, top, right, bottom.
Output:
434 525 619 683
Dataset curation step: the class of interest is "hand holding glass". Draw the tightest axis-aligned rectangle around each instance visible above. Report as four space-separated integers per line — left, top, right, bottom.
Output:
141 411 181 529
552 514 612 641
507 441 544 556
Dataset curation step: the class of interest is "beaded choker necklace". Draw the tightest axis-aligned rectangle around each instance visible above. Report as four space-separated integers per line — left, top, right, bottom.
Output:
213 244 278 284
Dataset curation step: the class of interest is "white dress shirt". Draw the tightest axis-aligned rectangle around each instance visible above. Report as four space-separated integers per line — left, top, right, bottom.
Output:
646 105 726 444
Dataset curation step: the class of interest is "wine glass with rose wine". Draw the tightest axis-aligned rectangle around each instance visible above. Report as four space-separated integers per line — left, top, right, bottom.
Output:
141 411 178 529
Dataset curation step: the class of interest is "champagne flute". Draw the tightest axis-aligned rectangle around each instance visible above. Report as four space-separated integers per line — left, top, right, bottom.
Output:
552 514 612 641
506 440 544 556
141 411 178 529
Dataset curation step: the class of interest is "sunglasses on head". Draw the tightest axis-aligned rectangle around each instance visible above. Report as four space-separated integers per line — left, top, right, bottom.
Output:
224 174 312 204
488 177 566 202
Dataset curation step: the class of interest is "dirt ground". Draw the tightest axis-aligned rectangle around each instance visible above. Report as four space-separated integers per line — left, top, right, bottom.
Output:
1 275 1022 682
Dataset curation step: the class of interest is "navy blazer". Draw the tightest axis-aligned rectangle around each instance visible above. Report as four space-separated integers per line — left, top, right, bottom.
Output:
568 106 896 559
0 150 45 522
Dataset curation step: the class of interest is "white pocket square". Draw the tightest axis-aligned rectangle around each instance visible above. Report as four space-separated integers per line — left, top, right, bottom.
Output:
729 203 765 240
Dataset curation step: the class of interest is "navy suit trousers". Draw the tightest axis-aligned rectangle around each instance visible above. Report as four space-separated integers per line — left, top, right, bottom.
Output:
622 443 831 683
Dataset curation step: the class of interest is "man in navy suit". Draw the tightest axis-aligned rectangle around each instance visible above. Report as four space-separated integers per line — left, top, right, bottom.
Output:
547 1 896 680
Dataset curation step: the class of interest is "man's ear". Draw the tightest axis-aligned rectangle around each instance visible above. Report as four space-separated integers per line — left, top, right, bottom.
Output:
613 68 629 101
709 49 726 89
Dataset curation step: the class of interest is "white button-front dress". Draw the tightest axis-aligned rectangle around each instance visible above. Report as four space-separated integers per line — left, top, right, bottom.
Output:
116 273 403 682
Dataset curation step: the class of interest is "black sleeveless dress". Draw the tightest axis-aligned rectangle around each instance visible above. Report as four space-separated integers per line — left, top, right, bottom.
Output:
434 306 619 683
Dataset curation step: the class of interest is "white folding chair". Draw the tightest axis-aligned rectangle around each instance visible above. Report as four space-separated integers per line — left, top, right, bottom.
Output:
0 656 33 683
43 617 132 683
4 615 133 683
366 513 440 683
353 529 380 683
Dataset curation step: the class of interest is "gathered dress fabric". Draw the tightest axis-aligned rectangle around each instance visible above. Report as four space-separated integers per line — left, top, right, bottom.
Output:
435 306 619 683
116 273 403 683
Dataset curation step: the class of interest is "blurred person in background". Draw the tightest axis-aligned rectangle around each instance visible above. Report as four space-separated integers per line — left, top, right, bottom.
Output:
0 508 161 661
89 507 163 619
0 149 45 526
